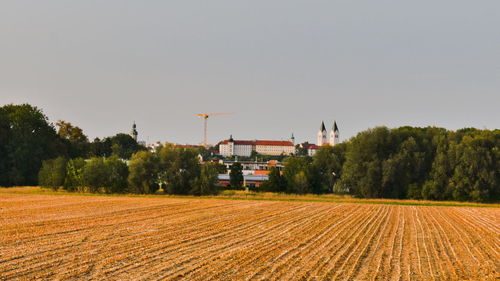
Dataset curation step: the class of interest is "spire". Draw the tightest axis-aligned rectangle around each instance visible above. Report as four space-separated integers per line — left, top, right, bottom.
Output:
320 121 326 132
130 122 138 141
229 134 234 142
333 121 339 132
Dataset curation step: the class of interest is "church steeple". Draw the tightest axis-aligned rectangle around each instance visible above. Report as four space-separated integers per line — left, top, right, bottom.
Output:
329 121 339 145
131 122 138 141
317 121 327 146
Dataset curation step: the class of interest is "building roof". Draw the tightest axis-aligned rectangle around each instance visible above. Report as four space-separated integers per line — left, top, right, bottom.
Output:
218 174 269 181
333 121 339 132
220 139 294 146
254 140 294 146
320 121 326 132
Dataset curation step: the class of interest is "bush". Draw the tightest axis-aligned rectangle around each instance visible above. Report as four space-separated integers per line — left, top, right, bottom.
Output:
63 158 85 192
38 157 67 190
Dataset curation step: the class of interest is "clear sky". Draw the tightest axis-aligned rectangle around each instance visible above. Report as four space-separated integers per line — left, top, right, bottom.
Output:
1 1 499 145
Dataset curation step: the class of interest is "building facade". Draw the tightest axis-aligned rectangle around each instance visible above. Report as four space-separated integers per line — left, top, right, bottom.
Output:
219 136 296 157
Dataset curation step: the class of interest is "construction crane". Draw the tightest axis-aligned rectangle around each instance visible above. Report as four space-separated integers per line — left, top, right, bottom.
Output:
197 112 235 147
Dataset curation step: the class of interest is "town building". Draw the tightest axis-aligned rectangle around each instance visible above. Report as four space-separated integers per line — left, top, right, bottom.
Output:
217 174 269 188
219 135 296 157
219 159 283 175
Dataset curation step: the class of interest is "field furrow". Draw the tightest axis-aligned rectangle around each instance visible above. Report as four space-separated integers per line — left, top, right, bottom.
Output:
0 194 498 280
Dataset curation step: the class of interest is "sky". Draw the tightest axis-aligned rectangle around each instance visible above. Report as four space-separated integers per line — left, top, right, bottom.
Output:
1 1 499 145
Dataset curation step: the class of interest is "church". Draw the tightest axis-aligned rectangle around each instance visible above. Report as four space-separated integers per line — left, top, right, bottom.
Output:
317 121 339 146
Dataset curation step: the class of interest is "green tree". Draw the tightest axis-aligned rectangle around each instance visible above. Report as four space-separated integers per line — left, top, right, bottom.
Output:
110 133 143 159
282 157 314 194
38 157 68 190
56 120 89 158
158 146 201 195
229 162 244 189
105 156 129 193
82 157 108 193
449 133 499 202
0 104 65 186
191 163 219 195
63 158 86 192
128 151 159 194
294 171 310 194
421 133 454 200
312 144 346 194
261 167 286 192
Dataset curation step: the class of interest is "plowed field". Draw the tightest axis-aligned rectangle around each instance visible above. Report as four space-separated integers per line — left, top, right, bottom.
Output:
0 194 498 280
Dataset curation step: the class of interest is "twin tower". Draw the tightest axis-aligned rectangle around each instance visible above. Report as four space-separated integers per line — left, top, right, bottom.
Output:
317 121 339 146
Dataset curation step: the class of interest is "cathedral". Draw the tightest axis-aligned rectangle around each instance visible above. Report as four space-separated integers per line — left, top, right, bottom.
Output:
317 121 339 146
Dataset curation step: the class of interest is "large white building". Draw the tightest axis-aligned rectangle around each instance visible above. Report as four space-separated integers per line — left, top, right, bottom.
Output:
219 136 296 157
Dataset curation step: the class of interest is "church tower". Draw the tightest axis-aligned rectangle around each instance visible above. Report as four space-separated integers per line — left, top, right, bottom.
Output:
131 122 138 141
317 122 327 146
329 121 339 145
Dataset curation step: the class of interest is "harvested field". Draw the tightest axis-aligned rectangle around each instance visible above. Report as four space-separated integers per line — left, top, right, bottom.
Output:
0 193 498 280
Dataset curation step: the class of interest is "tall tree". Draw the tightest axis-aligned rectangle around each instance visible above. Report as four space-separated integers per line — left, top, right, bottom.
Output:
63 158 86 192
110 133 143 159
0 104 65 186
229 162 244 189
128 151 159 194
312 144 346 193
105 156 129 194
449 133 499 202
56 120 89 158
82 157 108 193
283 157 314 194
191 163 219 195
261 167 286 192
158 146 201 195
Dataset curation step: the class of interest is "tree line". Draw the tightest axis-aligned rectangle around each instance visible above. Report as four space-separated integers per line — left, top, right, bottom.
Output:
1 103 498 202
0 104 146 187
262 126 498 202
39 145 220 195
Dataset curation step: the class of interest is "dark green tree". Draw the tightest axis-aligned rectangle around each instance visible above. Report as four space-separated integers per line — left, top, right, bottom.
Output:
0 104 65 186
82 157 108 193
56 120 89 158
63 158 86 192
282 157 314 194
191 163 219 195
312 144 346 194
110 133 144 159
128 151 159 194
158 146 201 195
38 157 68 190
105 156 129 193
449 133 499 202
261 167 286 192
229 162 244 189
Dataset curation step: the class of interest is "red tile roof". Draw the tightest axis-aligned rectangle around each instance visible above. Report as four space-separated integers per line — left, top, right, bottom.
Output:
220 139 294 146
254 140 294 146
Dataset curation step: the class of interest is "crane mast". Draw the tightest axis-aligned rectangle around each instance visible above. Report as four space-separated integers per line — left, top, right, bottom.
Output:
196 112 234 148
